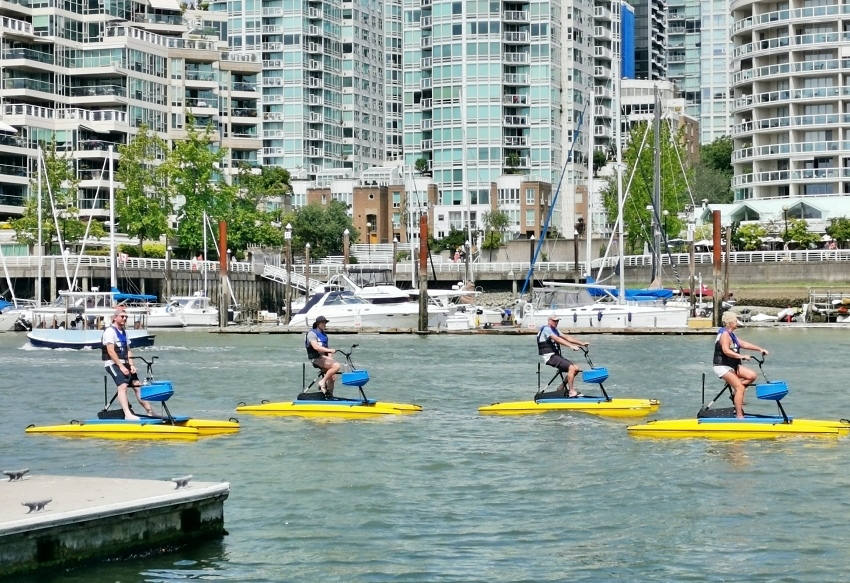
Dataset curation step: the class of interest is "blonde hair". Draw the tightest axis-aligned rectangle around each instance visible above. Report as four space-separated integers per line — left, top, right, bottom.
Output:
721 311 739 326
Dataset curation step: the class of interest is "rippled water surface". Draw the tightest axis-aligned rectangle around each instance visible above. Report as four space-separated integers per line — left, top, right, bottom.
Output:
4 327 850 582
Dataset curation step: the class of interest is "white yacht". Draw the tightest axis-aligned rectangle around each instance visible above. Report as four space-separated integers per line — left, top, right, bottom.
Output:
150 292 219 327
287 290 447 330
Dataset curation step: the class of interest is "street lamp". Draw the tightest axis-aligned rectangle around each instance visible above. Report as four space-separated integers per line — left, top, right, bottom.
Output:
573 229 580 279
366 221 372 261
284 223 292 324
343 228 350 268
226 248 232 270
782 205 789 240
392 236 398 282
662 209 669 236
305 242 311 300
489 226 495 262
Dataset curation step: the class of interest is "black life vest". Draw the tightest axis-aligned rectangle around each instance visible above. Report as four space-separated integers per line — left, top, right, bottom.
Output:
713 327 741 368
305 328 329 360
101 325 129 362
537 326 561 356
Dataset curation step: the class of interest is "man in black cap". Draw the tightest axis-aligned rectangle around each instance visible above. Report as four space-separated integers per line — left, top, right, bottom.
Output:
305 315 340 396
536 315 589 397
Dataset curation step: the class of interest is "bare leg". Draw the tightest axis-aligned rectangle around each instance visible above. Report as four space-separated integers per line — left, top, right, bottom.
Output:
322 361 340 393
117 384 140 420
131 384 154 415
722 371 747 418
567 364 580 396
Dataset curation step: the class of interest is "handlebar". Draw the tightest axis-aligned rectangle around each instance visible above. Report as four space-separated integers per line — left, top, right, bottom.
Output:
134 356 158 366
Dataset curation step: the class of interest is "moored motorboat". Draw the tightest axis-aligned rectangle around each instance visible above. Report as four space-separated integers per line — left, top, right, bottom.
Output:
25 357 238 440
480 348 660 417
237 345 422 418
628 358 849 438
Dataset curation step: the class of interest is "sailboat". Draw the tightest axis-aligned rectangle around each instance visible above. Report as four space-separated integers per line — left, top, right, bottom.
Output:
517 75 689 330
26 146 156 348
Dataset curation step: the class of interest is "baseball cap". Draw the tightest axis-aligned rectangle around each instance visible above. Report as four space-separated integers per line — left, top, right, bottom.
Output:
314 315 329 324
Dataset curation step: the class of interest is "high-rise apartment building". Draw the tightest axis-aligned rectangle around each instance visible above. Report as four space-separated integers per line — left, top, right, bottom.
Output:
630 0 667 81
730 0 847 199
401 0 593 240
0 2 260 220
667 0 732 143
384 0 404 162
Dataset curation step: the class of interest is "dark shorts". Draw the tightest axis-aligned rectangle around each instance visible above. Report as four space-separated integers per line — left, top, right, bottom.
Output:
106 363 140 387
546 353 576 372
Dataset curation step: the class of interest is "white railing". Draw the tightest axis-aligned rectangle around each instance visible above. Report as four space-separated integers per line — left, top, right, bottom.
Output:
4 251 849 277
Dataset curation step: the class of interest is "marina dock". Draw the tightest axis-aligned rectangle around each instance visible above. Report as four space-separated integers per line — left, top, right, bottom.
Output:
0 473 229 577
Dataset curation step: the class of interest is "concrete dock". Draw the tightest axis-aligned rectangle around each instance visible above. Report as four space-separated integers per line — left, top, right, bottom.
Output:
0 473 229 577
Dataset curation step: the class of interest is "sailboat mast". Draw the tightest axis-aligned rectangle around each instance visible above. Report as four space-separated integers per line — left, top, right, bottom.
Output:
615 51 625 302
651 85 661 283
203 210 208 292
109 145 116 290
459 88 473 284
585 89 595 278
36 146 42 304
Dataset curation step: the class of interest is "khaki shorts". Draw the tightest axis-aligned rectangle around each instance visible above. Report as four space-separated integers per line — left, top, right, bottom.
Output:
311 356 336 371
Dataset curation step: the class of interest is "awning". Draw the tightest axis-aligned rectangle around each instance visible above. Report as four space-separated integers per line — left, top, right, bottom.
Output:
0 121 18 134
78 124 109 134
148 0 181 10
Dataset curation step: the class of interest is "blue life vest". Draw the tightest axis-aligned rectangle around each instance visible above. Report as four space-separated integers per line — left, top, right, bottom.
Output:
101 325 130 362
305 328 329 359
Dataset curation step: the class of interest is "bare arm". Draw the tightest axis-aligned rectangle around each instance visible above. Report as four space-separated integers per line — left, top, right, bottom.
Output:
553 334 588 351
310 339 336 355
738 338 767 355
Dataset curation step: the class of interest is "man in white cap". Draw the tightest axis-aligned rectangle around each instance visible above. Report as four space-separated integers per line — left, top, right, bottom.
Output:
536 315 589 397
305 315 340 396
102 308 154 420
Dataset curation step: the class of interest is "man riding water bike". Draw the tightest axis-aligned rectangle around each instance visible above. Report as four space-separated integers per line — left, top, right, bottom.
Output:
305 315 340 397
537 315 589 397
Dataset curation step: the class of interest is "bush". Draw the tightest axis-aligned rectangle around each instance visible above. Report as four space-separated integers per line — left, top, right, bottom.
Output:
117 242 166 258
86 248 111 256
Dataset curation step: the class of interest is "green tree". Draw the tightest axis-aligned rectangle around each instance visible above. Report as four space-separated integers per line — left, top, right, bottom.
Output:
236 164 291 210
162 115 233 254
601 121 691 254
784 217 820 249
430 227 467 253
735 223 767 251
690 164 733 204
11 137 103 251
505 152 523 175
700 135 733 174
592 149 608 177
414 157 430 175
481 209 510 252
116 124 171 257
289 200 356 258
825 216 850 248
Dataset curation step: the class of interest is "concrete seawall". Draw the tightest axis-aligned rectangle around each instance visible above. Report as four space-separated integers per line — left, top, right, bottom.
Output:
0 474 229 577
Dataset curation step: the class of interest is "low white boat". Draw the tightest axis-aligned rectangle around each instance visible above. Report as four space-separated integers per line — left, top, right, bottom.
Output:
0 299 39 332
26 291 155 349
518 282 690 329
146 309 187 328
287 290 447 330
150 292 218 327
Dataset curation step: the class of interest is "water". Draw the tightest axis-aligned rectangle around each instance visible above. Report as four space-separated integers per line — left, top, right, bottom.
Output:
3 328 850 582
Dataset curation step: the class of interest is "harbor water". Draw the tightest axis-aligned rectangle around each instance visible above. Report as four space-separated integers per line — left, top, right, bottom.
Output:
3 327 850 582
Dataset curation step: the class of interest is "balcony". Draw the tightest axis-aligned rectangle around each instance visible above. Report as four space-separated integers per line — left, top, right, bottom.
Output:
504 115 528 126
307 77 323 88
420 77 431 89
503 73 528 85
421 118 432 130
420 97 432 109
504 135 528 146
308 95 324 105
309 60 322 70
306 42 322 53
503 31 529 43
421 16 432 27
503 10 529 22
503 52 529 64
594 46 613 60
594 6 612 20
594 65 611 77
307 25 320 36
503 94 528 105
307 7 321 18
504 156 529 166
594 26 613 41
421 36 432 48
421 57 432 68
309 112 322 122
420 0 431 6
421 139 433 150
231 108 258 118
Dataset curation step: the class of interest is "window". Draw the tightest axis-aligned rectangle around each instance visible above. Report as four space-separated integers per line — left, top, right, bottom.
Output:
526 188 535 204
